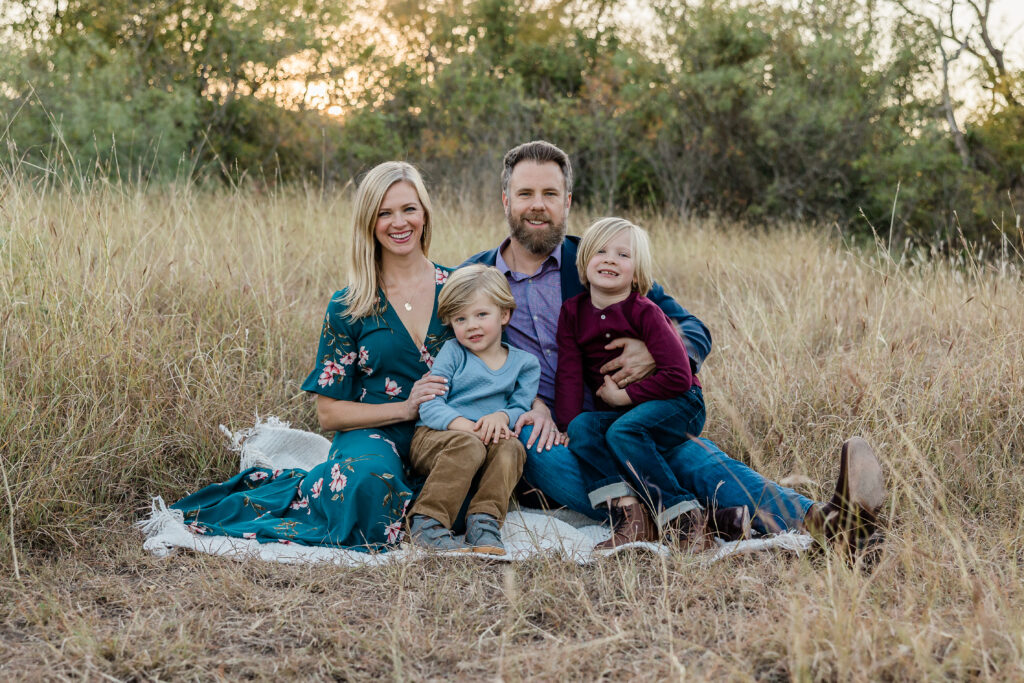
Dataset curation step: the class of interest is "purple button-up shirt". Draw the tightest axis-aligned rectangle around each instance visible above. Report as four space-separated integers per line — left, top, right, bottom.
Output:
495 238 562 406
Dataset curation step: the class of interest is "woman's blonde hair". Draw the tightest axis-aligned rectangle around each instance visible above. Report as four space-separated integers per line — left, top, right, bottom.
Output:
343 161 434 319
576 217 654 295
437 265 516 326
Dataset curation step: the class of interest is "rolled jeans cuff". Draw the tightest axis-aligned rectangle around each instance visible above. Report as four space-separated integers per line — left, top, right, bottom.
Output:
657 498 703 527
587 481 635 509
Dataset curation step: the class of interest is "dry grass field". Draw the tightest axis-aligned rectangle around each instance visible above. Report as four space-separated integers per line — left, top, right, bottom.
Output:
2 172 1024 680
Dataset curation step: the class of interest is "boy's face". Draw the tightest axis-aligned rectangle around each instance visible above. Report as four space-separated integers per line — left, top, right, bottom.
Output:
585 229 635 297
450 292 511 356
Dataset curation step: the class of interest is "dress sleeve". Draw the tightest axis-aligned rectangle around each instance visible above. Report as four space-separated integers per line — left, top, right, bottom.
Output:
300 291 361 401
554 301 585 431
417 340 465 430
623 298 693 405
503 352 541 427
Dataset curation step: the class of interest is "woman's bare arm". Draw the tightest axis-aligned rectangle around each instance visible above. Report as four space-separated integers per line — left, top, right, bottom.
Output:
315 374 449 431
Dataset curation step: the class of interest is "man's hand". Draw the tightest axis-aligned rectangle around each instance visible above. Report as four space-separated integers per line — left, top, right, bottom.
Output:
596 374 633 407
600 337 655 388
474 412 513 445
513 400 566 452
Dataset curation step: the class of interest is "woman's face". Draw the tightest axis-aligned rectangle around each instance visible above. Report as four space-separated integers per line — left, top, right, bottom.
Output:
374 181 426 258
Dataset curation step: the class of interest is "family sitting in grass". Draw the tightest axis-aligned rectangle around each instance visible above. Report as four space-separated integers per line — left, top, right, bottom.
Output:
170 140 886 558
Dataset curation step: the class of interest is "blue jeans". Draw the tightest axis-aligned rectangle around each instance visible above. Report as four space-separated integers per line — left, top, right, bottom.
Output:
566 389 706 525
520 428 815 534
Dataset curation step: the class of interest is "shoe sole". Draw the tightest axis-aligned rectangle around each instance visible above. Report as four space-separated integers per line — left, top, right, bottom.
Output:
842 437 885 514
410 540 471 553
469 545 506 556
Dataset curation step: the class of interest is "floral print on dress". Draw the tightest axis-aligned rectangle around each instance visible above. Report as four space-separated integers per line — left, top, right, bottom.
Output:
419 344 434 369
318 359 346 387
338 351 357 365
290 486 310 510
435 266 449 285
310 478 323 499
187 522 208 535
329 463 348 493
385 500 410 544
249 471 268 482
384 377 402 397
370 433 401 457
243 532 257 539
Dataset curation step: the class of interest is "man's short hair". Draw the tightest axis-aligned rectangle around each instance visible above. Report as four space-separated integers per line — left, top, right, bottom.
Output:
501 140 573 196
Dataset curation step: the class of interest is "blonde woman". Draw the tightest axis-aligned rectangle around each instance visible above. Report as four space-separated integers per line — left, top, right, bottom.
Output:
171 162 454 549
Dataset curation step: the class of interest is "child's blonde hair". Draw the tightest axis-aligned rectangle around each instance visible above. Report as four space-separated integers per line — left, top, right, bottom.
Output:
437 265 517 325
576 217 654 295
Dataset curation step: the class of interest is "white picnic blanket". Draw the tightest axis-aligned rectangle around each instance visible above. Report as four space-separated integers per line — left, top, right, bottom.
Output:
139 417 813 565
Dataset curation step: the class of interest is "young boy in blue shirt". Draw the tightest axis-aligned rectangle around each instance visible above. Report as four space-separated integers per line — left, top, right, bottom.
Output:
409 265 541 554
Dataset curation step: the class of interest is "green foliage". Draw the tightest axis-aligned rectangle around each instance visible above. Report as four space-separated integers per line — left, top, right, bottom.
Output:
1 0 1022 246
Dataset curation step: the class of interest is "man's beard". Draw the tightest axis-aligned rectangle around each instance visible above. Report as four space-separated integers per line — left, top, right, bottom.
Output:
507 211 567 256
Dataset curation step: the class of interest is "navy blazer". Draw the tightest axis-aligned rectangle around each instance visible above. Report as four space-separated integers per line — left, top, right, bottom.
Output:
460 235 711 373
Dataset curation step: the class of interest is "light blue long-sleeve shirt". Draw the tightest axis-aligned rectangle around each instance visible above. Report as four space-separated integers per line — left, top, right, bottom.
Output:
417 339 541 430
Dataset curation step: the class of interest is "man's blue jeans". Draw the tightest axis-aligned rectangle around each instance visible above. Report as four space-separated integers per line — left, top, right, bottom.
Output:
565 389 706 526
519 428 815 533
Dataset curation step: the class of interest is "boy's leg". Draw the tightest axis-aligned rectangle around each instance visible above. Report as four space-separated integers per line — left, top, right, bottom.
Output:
665 437 815 534
408 427 487 529
606 390 706 527
518 426 605 521
565 411 636 510
467 437 527 523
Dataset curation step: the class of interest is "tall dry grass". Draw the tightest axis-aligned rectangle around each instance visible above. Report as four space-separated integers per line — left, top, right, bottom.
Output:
2 168 1024 679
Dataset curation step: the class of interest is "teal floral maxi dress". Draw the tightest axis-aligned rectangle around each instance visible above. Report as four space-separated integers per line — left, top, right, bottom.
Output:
170 264 453 551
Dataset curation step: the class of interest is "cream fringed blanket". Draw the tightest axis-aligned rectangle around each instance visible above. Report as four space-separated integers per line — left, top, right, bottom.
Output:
138 418 814 565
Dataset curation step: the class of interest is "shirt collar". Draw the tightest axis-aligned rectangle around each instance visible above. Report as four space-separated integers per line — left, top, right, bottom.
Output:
495 237 562 276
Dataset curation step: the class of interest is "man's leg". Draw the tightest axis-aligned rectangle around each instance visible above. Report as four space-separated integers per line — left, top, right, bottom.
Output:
666 437 814 534
518 425 605 521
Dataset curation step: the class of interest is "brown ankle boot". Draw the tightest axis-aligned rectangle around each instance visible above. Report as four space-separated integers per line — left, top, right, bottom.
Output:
666 507 713 553
804 437 886 558
711 505 752 541
594 502 659 552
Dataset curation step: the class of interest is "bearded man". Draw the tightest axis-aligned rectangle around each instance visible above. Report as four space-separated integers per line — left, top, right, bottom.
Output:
459 140 885 553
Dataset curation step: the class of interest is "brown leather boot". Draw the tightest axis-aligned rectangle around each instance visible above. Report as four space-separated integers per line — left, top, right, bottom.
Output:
666 507 713 553
804 436 886 558
593 502 659 552
711 505 752 541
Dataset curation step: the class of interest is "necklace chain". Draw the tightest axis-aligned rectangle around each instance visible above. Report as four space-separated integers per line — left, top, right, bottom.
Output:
384 260 430 312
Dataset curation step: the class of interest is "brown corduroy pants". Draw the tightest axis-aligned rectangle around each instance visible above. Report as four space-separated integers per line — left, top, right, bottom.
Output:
408 426 526 529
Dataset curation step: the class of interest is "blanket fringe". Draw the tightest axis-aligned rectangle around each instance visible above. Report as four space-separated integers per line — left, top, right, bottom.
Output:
136 496 184 538
219 415 292 453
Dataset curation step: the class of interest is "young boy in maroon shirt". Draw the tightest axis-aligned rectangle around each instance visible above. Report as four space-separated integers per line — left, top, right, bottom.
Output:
556 218 748 552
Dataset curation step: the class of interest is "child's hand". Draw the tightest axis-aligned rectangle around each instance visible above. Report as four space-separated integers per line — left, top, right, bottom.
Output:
474 412 512 445
596 374 633 407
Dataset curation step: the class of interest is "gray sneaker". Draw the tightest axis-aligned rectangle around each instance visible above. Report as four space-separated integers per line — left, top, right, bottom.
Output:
465 513 505 555
409 515 468 552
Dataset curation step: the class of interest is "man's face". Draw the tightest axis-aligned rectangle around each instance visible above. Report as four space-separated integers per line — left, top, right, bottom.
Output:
502 160 571 256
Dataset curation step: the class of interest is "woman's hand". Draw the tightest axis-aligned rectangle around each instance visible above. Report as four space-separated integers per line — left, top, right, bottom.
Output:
600 337 655 388
402 372 449 420
596 374 633 407
474 412 512 445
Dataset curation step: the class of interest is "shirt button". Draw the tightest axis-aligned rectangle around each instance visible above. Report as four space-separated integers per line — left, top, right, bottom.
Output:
545 349 551 355
600 314 606 320
605 333 611 338
532 315 538 320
